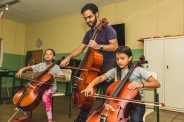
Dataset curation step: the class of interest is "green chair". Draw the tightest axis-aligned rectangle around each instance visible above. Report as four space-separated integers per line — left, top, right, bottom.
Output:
51 69 72 118
143 71 160 122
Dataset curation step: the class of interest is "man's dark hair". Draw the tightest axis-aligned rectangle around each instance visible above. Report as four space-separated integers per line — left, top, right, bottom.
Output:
81 3 98 15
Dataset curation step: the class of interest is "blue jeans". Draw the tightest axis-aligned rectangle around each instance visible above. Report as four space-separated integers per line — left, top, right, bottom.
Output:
129 104 145 122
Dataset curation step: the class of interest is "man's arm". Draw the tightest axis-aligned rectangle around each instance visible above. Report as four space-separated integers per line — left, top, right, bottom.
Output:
100 39 118 51
60 43 86 67
67 43 87 59
88 38 118 51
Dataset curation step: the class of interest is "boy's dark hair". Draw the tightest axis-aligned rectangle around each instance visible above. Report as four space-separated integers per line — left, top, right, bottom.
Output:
116 46 133 80
81 3 98 15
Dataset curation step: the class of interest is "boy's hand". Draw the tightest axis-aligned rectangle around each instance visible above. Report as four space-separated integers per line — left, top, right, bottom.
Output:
16 69 23 77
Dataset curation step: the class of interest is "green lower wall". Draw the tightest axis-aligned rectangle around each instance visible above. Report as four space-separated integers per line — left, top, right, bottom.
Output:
55 52 85 60
1 53 25 71
55 49 144 61
132 49 144 61
0 49 143 92
0 53 25 88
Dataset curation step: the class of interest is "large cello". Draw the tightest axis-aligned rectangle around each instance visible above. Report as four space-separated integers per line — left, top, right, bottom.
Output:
72 18 108 109
13 60 61 111
86 56 148 122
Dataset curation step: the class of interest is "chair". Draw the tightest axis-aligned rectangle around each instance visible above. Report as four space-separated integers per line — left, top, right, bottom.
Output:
143 71 160 122
51 69 72 118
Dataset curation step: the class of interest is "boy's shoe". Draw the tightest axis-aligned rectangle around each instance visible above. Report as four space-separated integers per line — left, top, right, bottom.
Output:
13 117 31 122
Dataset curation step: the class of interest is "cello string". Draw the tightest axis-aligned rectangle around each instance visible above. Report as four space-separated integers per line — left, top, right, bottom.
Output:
19 76 54 85
111 62 137 97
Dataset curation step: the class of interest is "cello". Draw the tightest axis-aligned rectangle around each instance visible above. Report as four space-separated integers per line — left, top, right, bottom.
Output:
13 60 61 111
72 18 108 109
86 55 148 122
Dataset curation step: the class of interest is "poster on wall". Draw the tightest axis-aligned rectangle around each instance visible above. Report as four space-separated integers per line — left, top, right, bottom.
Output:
25 50 43 66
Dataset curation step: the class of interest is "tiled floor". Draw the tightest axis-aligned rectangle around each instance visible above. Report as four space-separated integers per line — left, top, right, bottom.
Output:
0 96 184 122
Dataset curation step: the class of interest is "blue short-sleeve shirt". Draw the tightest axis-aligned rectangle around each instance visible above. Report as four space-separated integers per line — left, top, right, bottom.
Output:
105 67 152 99
82 23 117 63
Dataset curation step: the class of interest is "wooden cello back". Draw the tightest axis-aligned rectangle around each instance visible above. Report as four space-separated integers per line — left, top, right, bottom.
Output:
72 18 108 109
13 60 61 111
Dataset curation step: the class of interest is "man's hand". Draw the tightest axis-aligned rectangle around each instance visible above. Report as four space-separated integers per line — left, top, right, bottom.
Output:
88 40 100 50
60 56 71 67
81 85 94 97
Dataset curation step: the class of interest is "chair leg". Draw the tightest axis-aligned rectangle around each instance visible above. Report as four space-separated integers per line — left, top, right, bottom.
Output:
66 83 69 95
156 93 159 122
30 111 32 118
51 97 54 114
154 89 160 122
69 95 71 118
69 81 71 118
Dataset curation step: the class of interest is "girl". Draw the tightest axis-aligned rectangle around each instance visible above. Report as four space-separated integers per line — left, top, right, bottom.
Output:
14 49 65 122
82 46 160 122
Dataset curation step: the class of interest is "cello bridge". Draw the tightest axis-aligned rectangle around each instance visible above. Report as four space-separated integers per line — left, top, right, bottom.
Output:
74 76 84 80
27 83 35 89
104 103 115 112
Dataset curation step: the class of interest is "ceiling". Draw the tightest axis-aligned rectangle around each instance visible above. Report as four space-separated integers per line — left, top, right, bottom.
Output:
0 0 126 24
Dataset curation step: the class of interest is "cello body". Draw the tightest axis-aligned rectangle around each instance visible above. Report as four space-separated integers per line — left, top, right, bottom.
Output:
86 80 141 122
13 71 54 111
86 56 147 122
72 18 109 109
72 48 103 109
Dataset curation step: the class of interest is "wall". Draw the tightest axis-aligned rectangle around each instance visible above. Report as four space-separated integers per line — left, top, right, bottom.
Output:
25 0 184 53
0 18 26 88
1 0 183 89
0 18 26 70
25 13 86 53
23 0 183 93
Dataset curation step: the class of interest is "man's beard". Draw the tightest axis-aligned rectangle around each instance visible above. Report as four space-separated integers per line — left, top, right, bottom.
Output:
88 16 97 28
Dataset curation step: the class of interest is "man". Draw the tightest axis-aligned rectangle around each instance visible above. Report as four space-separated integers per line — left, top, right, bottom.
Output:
60 3 118 122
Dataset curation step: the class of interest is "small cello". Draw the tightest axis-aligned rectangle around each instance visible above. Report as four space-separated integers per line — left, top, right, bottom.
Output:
13 60 61 111
72 18 108 109
86 55 148 122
